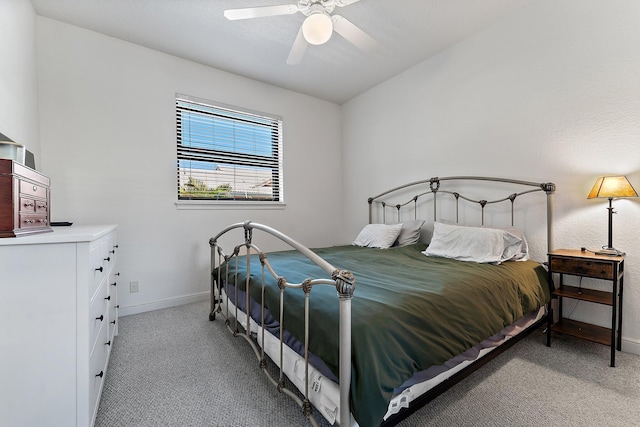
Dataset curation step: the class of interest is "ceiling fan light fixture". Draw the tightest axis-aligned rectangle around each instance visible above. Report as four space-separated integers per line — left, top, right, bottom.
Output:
302 13 333 45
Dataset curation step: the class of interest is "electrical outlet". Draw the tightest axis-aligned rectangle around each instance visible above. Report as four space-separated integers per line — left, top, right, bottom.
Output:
130 281 139 293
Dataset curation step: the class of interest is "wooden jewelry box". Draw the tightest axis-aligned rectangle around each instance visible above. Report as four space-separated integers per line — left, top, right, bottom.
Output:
0 159 52 237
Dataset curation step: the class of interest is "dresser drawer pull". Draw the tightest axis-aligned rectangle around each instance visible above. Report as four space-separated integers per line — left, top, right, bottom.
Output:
39 219 47 224
96 371 104 378
96 315 104 321
32 185 38 192
104 257 110 262
110 249 116 254
104 296 111 301
111 282 117 287
111 320 116 325
95 266 103 272
105 340 111 346
115 272 120 276
23 201 34 207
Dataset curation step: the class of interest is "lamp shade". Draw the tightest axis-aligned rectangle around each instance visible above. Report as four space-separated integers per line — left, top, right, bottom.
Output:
302 13 333 45
587 176 638 199
0 132 25 163
0 132 14 143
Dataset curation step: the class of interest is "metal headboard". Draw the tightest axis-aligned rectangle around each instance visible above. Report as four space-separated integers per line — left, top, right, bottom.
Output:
368 176 556 252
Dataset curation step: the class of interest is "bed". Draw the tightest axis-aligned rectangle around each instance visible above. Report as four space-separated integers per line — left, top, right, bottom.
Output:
209 176 556 427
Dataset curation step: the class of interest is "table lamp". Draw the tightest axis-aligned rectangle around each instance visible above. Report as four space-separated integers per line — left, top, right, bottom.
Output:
587 175 638 256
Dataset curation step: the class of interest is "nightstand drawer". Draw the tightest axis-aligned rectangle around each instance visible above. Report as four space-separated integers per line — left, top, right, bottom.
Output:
549 256 613 279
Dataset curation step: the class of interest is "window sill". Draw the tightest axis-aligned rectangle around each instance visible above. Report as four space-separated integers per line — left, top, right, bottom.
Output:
175 200 286 210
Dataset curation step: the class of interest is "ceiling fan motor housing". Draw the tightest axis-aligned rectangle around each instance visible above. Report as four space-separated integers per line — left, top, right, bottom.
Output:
299 0 337 16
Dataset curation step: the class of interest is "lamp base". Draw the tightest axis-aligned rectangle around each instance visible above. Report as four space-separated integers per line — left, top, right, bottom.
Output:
595 247 625 256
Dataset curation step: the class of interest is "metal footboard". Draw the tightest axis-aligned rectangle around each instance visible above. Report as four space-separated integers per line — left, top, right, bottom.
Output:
209 221 355 426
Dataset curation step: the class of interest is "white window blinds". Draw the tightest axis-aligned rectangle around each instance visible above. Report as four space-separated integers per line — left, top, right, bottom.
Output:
176 94 283 202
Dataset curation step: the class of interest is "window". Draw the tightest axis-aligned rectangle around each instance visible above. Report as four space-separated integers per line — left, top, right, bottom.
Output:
176 94 283 202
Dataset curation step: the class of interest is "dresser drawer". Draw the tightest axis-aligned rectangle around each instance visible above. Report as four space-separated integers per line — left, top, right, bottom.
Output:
103 249 115 276
106 235 118 269
89 282 109 353
108 279 118 338
550 256 614 280
89 322 110 425
19 178 47 199
89 239 109 299
108 303 117 341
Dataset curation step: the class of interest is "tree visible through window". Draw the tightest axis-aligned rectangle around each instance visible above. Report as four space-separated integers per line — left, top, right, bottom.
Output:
176 94 283 202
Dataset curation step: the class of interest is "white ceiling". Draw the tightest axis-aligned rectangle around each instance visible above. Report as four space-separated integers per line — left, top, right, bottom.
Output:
31 0 535 105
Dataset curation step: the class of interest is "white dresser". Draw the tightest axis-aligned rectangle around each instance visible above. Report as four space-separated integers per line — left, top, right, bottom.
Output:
0 225 119 427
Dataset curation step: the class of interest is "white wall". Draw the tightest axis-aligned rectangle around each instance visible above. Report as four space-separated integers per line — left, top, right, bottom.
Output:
0 0 40 162
28 0 640 353
342 0 640 354
36 17 343 315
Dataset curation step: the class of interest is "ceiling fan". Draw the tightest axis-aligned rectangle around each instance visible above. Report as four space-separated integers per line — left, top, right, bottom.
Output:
224 0 377 64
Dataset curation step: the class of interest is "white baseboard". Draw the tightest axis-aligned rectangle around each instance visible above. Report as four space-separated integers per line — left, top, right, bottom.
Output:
117 294 640 358
622 336 640 356
118 291 210 317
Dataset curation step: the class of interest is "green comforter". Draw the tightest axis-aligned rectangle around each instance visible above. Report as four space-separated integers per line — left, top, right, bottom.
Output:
218 243 550 427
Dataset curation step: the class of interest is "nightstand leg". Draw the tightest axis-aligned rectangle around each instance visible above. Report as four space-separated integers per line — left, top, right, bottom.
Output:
546 302 552 347
610 278 618 367
617 274 624 351
546 260 555 348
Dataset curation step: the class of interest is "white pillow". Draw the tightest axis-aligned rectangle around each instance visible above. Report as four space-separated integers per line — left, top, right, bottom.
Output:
394 220 425 246
423 222 523 264
500 226 530 261
353 223 403 249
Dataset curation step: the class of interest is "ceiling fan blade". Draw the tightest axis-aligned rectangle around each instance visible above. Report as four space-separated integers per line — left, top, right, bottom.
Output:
224 4 299 20
335 0 362 6
287 26 308 65
331 15 377 52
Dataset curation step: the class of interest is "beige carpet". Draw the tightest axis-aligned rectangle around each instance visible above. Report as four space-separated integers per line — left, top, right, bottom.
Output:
96 301 640 426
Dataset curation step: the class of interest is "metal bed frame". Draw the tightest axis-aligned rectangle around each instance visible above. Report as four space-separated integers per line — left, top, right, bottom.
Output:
209 176 556 427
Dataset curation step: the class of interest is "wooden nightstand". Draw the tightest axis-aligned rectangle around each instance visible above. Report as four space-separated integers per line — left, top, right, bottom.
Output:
546 249 625 367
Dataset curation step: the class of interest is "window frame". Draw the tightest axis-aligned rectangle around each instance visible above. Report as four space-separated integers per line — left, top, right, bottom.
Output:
175 93 284 208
